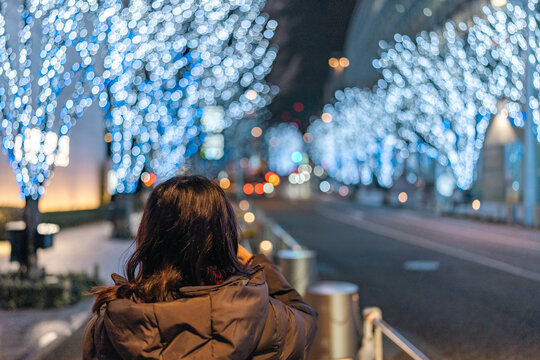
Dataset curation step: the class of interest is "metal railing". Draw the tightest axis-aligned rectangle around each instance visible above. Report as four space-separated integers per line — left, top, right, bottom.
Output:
361 307 430 360
254 207 303 251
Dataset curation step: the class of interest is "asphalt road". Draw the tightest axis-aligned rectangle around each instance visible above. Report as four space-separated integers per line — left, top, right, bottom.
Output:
255 195 540 360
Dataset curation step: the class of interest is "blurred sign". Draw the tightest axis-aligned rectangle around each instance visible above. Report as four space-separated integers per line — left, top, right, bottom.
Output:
107 170 118 195
201 134 224 160
436 173 455 197
201 106 225 133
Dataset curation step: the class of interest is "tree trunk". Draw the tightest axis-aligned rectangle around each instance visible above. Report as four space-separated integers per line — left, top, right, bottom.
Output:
348 184 360 202
382 188 391 206
22 197 40 279
235 157 245 200
111 193 134 239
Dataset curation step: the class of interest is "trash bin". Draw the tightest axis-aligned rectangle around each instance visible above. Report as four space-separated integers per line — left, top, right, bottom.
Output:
36 223 60 249
306 281 360 360
6 221 60 262
277 249 317 296
6 221 26 263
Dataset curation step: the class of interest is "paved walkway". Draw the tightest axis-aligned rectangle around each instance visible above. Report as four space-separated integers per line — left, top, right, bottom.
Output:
0 221 133 360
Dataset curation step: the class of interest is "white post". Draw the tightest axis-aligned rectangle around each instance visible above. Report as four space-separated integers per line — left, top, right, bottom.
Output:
360 307 383 360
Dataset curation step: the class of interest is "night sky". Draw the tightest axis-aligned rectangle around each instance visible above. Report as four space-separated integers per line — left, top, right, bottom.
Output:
264 0 358 130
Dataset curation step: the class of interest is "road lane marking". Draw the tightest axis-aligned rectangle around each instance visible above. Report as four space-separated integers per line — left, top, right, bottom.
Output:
319 208 540 284
393 212 540 252
403 260 440 271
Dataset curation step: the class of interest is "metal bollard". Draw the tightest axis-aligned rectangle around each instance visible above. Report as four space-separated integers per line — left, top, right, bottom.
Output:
277 249 317 296
306 281 360 360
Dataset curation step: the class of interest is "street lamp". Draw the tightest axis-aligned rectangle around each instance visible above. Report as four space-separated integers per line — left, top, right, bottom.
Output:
328 57 350 71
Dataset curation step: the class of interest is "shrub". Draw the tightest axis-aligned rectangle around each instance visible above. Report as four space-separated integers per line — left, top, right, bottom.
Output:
0 271 100 309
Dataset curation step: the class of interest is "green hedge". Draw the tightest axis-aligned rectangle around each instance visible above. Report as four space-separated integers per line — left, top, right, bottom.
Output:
0 271 100 309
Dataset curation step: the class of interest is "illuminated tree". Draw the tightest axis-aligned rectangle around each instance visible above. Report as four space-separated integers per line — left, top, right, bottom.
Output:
376 21 495 190
104 0 278 189
313 2 540 196
195 9 278 126
102 0 278 236
0 0 117 275
309 88 405 188
266 123 304 176
151 2 279 180
103 0 202 195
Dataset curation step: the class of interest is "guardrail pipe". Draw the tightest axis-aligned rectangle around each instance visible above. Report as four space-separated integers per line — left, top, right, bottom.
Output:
361 307 430 360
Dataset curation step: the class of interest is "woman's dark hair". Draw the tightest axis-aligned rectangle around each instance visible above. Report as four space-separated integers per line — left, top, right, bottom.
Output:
91 175 249 312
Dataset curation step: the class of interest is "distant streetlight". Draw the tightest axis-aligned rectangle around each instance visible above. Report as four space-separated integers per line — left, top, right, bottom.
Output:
251 126 263 138
490 0 507 6
329 57 349 71
339 57 350 68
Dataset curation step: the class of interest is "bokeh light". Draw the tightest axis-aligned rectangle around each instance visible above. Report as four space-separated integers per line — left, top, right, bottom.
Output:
251 127 263 138
244 211 256 223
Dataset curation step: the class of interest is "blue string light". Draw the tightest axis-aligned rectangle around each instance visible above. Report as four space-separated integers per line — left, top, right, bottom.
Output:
0 0 118 200
312 1 540 191
101 0 278 193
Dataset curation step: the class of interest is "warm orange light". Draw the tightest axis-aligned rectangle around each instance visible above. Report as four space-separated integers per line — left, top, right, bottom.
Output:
264 171 277 182
268 174 280 186
0 241 10 257
246 90 258 100
259 240 273 254
328 57 339 68
491 0 506 6
244 212 255 223
219 178 231 189
251 126 263 137
143 172 157 187
398 192 408 203
255 183 265 195
339 57 350 68
321 113 332 123
472 199 481 211
104 133 112 143
243 183 254 195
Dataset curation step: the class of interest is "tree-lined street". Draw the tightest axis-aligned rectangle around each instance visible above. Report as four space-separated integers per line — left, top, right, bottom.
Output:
2 0 540 359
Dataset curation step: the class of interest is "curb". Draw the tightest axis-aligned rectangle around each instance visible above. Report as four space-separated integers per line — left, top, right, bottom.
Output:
1 299 93 360
27 307 92 360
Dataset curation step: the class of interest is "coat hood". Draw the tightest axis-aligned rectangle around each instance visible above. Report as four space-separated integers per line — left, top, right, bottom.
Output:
102 270 269 359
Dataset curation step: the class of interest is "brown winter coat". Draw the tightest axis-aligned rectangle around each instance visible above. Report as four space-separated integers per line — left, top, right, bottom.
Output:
82 254 317 359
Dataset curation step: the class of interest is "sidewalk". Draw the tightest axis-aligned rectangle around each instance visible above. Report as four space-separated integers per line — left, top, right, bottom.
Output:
0 221 133 360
